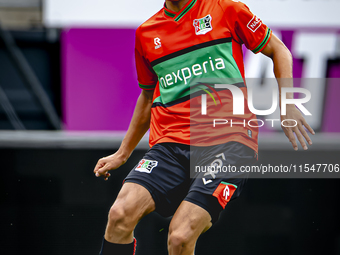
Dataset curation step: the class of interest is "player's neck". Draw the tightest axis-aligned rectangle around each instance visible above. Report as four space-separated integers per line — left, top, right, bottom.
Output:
165 0 190 12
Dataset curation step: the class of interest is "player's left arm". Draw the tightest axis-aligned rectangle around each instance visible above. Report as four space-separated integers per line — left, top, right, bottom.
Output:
261 34 315 151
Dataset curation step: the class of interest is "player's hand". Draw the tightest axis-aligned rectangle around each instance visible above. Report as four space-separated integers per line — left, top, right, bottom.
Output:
281 105 315 151
93 152 127 180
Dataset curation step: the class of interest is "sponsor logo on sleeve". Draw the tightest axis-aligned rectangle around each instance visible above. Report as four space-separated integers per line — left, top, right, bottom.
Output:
212 182 237 208
247 15 262 32
135 159 158 173
193 14 213 35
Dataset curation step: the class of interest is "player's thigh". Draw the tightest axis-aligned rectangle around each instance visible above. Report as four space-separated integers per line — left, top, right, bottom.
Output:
125 143 191 218
169 201 212 244
111 182 155 221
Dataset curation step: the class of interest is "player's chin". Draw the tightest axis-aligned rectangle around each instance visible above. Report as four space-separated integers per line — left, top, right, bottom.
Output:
167 0 181 2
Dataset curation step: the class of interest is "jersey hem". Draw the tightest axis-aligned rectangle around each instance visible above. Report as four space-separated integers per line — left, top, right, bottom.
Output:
149 136 258 153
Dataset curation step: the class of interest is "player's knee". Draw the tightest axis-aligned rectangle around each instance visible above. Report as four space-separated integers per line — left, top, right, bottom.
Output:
107 204 134 233
168 230 191 249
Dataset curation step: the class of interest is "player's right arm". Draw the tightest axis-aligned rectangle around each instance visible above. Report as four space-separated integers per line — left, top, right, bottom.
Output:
93 89 154 180
222 0 314 150
94 27 157 180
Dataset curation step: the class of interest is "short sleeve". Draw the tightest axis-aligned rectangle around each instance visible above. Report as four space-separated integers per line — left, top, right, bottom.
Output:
135 28 158 90
221 0 272 54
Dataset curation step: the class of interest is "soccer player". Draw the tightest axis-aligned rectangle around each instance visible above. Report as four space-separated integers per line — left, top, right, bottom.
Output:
94 0 315 254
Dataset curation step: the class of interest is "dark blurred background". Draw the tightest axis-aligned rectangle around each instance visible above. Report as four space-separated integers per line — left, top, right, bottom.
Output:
1 145 340 255
0 0 340 254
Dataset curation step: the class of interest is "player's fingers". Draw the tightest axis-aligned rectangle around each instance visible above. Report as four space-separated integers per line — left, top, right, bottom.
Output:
298 123 313 146
302 119 315 136
294 125 308 150
104 173 111 181
96 165 108 177
93 158 106 173
286 128 298 151
93 163 103 173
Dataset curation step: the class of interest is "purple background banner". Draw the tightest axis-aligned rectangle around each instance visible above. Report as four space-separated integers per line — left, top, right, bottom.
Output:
61 28 340 132
61 28 139 130
277 30 340 133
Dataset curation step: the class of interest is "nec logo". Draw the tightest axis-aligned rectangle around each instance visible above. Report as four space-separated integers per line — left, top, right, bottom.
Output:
247 15 262 32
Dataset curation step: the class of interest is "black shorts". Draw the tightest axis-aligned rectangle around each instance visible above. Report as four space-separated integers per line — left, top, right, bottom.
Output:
125 142 257 223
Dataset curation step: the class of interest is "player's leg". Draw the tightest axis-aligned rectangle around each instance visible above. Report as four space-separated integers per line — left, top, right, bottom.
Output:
100 142 190 254
167 142 257 254
100 182 155 255
168 200 212 255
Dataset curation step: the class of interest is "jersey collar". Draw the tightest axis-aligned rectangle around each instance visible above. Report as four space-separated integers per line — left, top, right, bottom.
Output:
163 0 198 22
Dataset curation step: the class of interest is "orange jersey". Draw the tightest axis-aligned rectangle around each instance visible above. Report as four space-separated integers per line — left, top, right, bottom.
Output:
135 0 272 152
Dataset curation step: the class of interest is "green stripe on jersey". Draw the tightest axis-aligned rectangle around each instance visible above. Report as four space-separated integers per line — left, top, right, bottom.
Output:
253 28 271 54
153 42 243 104
139 83 156 90
164 10 176 18
175 0 197 22
221 182 238 188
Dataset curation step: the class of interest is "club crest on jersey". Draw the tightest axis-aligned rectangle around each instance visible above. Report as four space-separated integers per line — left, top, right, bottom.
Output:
135 159 158 173
193 14 212 35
